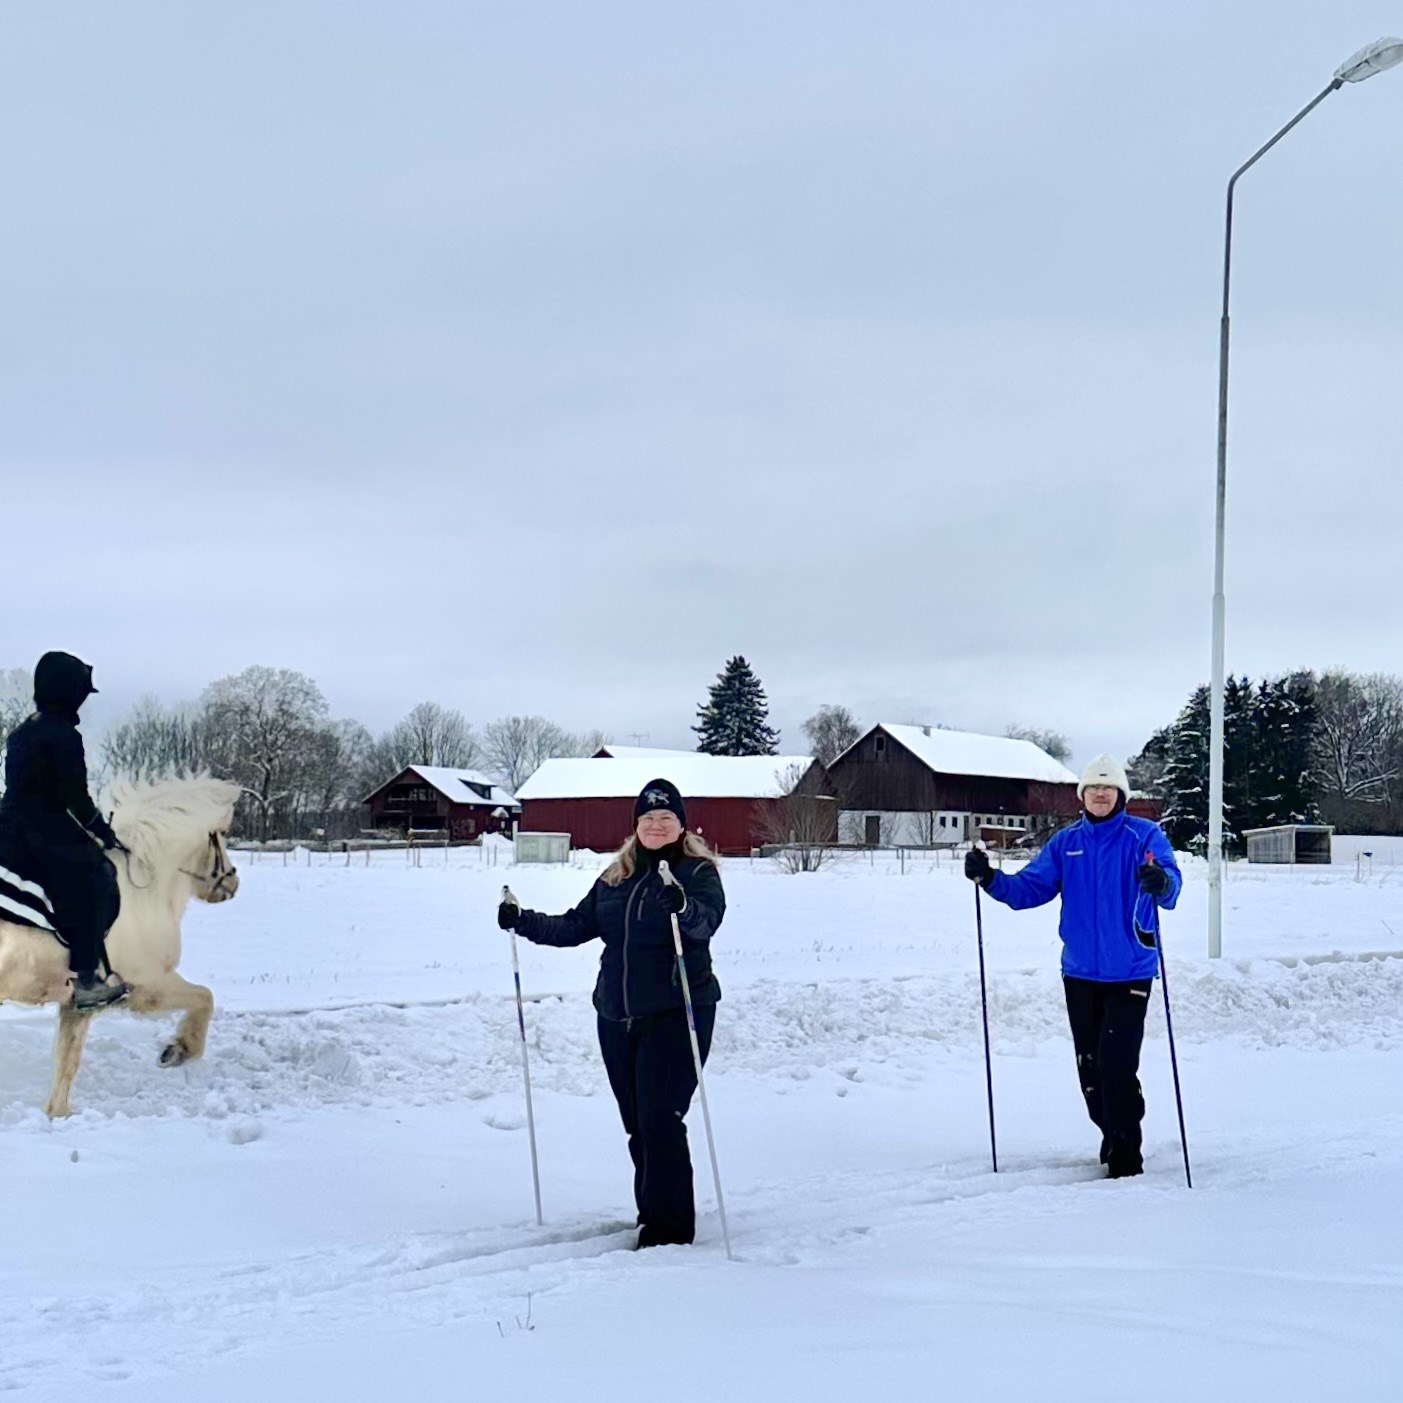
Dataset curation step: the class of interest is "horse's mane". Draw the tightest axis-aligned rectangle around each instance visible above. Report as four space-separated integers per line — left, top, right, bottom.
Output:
104 774 243 863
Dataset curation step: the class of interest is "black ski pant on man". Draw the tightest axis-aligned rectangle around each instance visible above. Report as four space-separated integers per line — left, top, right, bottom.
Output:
1063 976 1152 1177
597 1004 715 1247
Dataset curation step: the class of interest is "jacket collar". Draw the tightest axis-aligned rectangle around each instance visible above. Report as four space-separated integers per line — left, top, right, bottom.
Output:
1080 808 1128 840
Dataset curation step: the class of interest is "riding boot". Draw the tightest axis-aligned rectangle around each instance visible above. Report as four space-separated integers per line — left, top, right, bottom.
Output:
72 970 130 1011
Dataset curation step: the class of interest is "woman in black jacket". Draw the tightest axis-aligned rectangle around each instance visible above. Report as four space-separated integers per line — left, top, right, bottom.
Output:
498 778 725 1248
0 652 129 1009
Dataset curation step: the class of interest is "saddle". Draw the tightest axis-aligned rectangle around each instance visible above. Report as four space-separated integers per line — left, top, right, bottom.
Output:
0 859 58 933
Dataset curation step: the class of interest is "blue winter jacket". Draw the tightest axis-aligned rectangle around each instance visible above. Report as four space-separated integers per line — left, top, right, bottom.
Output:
985 810 1182 982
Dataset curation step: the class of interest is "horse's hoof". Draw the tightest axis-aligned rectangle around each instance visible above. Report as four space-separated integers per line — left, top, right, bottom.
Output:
159 1041 189 1068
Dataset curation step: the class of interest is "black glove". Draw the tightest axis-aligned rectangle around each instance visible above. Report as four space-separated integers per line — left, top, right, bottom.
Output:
497 899 521 931
1137 862 1171 897
964 847 994 886
660 881 687 916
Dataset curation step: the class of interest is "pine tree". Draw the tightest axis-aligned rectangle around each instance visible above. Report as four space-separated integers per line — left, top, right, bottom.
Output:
693 656 780 756
1250 671 1319 828
1160 686 1209 851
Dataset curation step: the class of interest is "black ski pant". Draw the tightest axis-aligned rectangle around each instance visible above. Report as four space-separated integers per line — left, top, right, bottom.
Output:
597 1003 715 1246
40 845 121 978
1063 975 1152 1167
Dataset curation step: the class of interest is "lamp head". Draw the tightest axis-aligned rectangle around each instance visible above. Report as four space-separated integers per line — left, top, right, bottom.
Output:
1336 37 1403 83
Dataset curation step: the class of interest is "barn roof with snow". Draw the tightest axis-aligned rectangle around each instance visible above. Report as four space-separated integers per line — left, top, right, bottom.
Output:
591 744 699 760
517 754 817 801
832 724 1078 785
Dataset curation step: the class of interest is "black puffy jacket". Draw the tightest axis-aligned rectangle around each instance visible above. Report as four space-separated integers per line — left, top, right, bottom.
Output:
515 844 725 1021
0 652 118 860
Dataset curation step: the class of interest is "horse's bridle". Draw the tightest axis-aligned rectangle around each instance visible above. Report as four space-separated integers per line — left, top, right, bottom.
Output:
179 832 237 898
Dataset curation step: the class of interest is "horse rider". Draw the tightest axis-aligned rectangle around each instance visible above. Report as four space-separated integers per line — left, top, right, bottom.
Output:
0 652 131 1009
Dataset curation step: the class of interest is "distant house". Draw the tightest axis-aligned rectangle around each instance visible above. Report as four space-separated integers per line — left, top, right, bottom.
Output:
362 765 520 840
516 753 831 855
826 723 1080 846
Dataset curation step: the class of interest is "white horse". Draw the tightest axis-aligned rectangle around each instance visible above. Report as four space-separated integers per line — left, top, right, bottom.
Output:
0 774 242 1117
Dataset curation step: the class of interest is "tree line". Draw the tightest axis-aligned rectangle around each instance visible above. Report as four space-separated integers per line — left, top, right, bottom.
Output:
1129 669 1403 848
97 667 606 840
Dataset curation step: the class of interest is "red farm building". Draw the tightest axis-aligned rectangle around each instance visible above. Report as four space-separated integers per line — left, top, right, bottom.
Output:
515 753 832 856
362 765 520 840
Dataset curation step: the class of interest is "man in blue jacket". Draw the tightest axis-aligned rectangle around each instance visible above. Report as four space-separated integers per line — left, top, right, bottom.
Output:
965 754 1181 1178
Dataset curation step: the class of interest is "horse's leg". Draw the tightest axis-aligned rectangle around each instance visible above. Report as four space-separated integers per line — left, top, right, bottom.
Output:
44 1002 96 1119
128 974 215 1067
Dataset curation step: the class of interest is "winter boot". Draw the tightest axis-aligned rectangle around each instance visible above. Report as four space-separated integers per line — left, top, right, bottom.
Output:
1105 1135 1143 1179
72 971 130 1012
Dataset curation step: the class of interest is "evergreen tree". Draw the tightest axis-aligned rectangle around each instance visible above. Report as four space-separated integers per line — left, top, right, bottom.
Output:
1147 671 1321 855
1249 671 1319 828
693 656 780 756
1160 686 1209 851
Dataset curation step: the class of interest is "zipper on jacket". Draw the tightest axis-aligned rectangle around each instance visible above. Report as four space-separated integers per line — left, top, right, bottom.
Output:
622 877 644 1018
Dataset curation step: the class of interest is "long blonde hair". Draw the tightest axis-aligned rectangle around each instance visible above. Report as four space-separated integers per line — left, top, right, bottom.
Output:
601 831 718 886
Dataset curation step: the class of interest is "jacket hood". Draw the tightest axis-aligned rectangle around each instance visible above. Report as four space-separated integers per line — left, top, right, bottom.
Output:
33 651 98 712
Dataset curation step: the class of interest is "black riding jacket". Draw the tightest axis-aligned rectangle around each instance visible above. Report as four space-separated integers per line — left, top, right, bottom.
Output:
0 653 117 859
515 843 725 1021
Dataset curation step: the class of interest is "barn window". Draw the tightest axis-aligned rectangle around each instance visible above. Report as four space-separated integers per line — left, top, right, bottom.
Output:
875 734 887 759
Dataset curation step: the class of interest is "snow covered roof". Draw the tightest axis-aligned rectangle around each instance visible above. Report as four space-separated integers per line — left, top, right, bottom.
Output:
371 765 519 809
517 754 818 801
592 744 699 759
835 724 1079 786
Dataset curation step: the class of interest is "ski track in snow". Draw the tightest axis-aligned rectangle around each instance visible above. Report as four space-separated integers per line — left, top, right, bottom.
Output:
2 956 1399 1130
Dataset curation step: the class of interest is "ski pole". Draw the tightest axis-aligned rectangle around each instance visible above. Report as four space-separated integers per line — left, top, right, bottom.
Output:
658 860 733 1260
974 878 998 1172
502 884 544 1224
1143 855 1192 1188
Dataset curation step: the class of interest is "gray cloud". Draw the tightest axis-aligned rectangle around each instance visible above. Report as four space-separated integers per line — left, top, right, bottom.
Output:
3 2 1400 771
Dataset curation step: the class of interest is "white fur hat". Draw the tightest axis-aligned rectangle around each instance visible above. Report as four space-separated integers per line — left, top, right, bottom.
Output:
1077 753 1130 800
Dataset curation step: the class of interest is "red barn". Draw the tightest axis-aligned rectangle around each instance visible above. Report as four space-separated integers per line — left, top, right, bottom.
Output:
516 754 831 856
362 765 520 840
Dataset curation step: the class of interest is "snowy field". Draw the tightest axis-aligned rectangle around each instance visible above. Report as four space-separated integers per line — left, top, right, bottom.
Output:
2 846 1400 1400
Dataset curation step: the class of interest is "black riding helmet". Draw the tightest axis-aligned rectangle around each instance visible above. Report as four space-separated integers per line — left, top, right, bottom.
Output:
33 651 99 713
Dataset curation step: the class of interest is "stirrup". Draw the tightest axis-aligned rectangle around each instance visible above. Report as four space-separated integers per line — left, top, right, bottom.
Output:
71 973 131 1011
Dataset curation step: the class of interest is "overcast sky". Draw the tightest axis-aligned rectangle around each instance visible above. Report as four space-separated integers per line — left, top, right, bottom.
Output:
3 2 1400 770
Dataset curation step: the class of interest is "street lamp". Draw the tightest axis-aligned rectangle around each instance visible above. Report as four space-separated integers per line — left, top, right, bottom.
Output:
1207 36 1403 958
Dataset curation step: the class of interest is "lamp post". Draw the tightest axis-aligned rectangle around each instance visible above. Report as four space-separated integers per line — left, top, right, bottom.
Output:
1207 37 1403 958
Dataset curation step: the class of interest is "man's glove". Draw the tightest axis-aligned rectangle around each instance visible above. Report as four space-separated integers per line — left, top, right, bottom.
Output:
964 847 994 887
1137 862 1171 897
497 897 521 931
660 881 687 916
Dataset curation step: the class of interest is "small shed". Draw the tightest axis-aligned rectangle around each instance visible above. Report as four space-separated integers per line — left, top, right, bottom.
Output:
516 754 831 855
1242 824 1333 865
362 765 520 840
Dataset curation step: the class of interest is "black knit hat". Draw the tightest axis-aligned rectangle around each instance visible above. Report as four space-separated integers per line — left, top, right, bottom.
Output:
634 778 686 828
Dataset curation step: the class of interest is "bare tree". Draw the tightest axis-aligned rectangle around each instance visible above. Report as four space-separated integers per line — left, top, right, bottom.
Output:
393 702 481 769
802 705 861 765
1005 724 1072 764
99 696 219 785
754 762 839 873
202 666 331 839
483 716 611 791
1313 671 1403 821
1 667 32 756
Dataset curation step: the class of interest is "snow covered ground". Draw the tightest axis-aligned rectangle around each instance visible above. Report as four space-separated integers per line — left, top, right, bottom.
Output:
2 848 1400 1399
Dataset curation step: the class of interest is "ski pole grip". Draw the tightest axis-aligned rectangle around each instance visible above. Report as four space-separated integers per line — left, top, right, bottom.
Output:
657 859 677 886
502 884 519 906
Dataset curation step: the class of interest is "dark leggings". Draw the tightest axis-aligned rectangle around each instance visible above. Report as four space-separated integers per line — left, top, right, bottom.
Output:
41 847 121 977
597 1004 715 1246
1062 975 1152 1154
